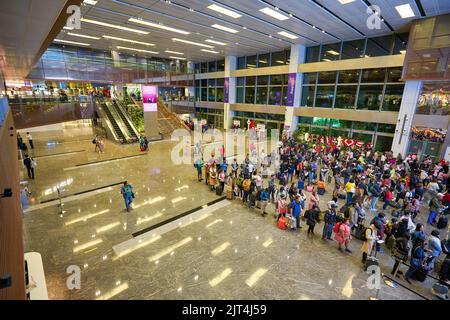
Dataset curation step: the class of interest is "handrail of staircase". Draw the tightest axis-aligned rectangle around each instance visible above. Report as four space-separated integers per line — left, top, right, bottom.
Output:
157 98 191 131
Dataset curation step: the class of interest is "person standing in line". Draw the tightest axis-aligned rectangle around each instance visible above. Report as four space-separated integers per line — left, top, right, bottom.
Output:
23 154 35 179
26 132 34 149
194 157 203 181
98 137 105 153
404 240 426 284
361 223 378 264
335 218 352 253
290 195 302 230
120 181 134 212
93 135 99 153
260 188 269 216
305 204 320 236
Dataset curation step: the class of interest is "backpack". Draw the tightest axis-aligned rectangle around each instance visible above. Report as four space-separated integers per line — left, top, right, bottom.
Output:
437 215 448 230
361 227 372 241
333 222 342 234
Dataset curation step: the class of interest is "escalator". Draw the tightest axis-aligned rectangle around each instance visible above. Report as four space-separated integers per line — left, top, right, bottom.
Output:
100 101 127 143
111 100 139 141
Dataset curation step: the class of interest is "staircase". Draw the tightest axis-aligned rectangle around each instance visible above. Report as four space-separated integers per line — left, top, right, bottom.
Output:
112 100 139 141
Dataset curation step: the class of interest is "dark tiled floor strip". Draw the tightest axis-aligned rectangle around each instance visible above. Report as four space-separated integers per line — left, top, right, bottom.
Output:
132 196 227 238
74 153 147 167
39 181 126 204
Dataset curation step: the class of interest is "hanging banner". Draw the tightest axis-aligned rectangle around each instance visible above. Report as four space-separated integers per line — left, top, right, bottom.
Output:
224 77 229 103
142 85 158 112
286 73 296 106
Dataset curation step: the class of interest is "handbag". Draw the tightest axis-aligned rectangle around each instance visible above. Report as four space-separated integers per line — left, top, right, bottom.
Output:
131 192 135 199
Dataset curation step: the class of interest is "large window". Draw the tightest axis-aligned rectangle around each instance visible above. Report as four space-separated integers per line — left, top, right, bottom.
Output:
365 35 393 57
382 84 404 111
258 53 270 68
387 67 402 82
208 61 216 72
320 43 341 61
357 85 383 110
341 39 365 59
318 71 337 84
305 46 320 63
393 33 409 55
338 70 360 84
236 77 245 103
245 77 255 104
269 86 282 105
335 85 357 109
256 76 268 104
217 60 225 71
237 56 246 69
303 73 317 85
301 86 315 107
315 86 335 108
246 55 257 69
271 50 289 66
361 68 386 83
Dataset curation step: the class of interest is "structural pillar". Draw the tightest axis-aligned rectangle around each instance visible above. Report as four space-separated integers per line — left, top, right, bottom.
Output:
223 56 237 158
283 44 305 135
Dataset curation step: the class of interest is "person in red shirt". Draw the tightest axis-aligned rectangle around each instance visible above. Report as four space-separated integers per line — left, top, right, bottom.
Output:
442 191 450 206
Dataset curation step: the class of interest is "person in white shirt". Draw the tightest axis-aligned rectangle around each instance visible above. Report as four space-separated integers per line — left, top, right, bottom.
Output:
26 132 34 149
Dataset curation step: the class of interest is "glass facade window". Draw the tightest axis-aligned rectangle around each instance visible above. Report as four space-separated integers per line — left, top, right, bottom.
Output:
256 86 268 104
201 79 207 87
305 46 320 63
208 79 216 87
269 86 282 105
303 72 317 85
382 84 404 112
237 77 245 86
365 35 393 57
257 75 268 86
258 53 269 68
353 121 376 131
246 55 257 69
315 86 334 108
393 33 409 55
338 70 360 84
208 88 216 101
334 85 357 109
245 86 255 104
311 127 330 136
216 78 224 87
321 43 341 61
312 117 330 127
236 87 244 103
271 50 288 66
318 71 337 84
331 119 352 129
208 61 216 72
386 67 402 82
301 86 315 107
201 62 207 73
216 59 225 71
377 124 396 133
237 56 246 69
216 88 224 102
201 88 207 101
375 136 393 151
271 74 284 85
352 132 373 142
341 39 365 59
246 76 256 86
357 85 383 110
361 68 386 83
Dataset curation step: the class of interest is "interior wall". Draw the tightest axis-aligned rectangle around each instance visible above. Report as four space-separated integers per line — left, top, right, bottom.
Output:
0 109 26 300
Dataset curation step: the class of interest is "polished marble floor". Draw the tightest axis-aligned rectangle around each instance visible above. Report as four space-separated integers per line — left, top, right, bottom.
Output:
21 127 444 300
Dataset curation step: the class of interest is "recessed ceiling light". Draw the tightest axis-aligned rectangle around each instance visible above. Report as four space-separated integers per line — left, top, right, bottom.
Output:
129 18 190 35
201 49 219 54
81 18 149 34
327 50 340 56
165 50 184 55
322 58 331 62
63 26 74 30
53 39 90 46
205 39 227 46
169 56 186 60
67 32 100 40
211 24 239 33
83 0 97 5
102 35 155 46
338 0 355 4
278 31 298 39
172 38 214 48
259 7 289 21
116 46 159 54
395 4 415 18
207 4 242 18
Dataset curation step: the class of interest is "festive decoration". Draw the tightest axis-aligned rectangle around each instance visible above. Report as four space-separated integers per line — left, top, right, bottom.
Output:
344 139 355 147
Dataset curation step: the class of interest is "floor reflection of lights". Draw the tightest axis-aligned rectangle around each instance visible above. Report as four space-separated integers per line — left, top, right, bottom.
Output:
209 268 232 287
148 237 192 262
73 239 103 253
65 209 109 226
211 242 230 256
245 268 268 287
96 222 121 233
95 282 129 300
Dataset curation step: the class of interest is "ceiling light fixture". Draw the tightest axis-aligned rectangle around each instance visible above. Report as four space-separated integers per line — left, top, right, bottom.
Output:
81 18 149 34
165 50 184 55
327 50 340 56
169 56 186 60
129 18 190 34
207 4 242 18
116 46 159 54
259 7 289 21
83 0 97 5
395 3 415 18
205 39 227 46
201 49 219 54
211 24 239 33
102 35 155 46
338 0 355 4
53 39 90 46
277 31 298 39
63 26 74 30
172 38 214 48
67 32 100 40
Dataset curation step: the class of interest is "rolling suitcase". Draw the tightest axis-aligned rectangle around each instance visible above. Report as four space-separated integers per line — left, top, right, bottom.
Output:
216 185 223 196
353 225 366 241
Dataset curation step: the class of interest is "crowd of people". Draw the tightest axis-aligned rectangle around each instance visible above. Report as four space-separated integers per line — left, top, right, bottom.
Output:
194 133 450 293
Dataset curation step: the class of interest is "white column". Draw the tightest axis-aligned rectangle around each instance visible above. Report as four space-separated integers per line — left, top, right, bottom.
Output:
283 44 305 134
391 80 422 156
224 55 236 131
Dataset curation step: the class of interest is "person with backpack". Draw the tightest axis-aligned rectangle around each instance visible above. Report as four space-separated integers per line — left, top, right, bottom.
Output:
236 174 244 199
194 158 203 181
305 204 320 236
289 195 302 230
405 240 426 284
276 194 287 220
411 223 426 254
23 154 36 180
260 188 269 216
369 180 382 211
268 175 276 203
334 218 352 253
242 176 251 204
391 232 410 277
322 204 337 240
361 223 378 264
120 181 134 212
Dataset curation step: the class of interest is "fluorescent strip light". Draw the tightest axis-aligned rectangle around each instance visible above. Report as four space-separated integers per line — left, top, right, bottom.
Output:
275 60 285 64
165 50 184 55
102 35 155 46
211 24 239 34
172 38 214 48
259 7 289 21
338 0 355 4
322 58 331 62
278 31 298 39
209 268 232 287
67 32 100 40
129 18 190 35
116 46 159 54
81 18 149 35
83 0 97 5
395 4 415 18
245 268 267 287
63 26 74 30
201 49 219 54
207 4 242 18
205 39 227 46
169 56 186 60
327 50 340 56
53 39 90 46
